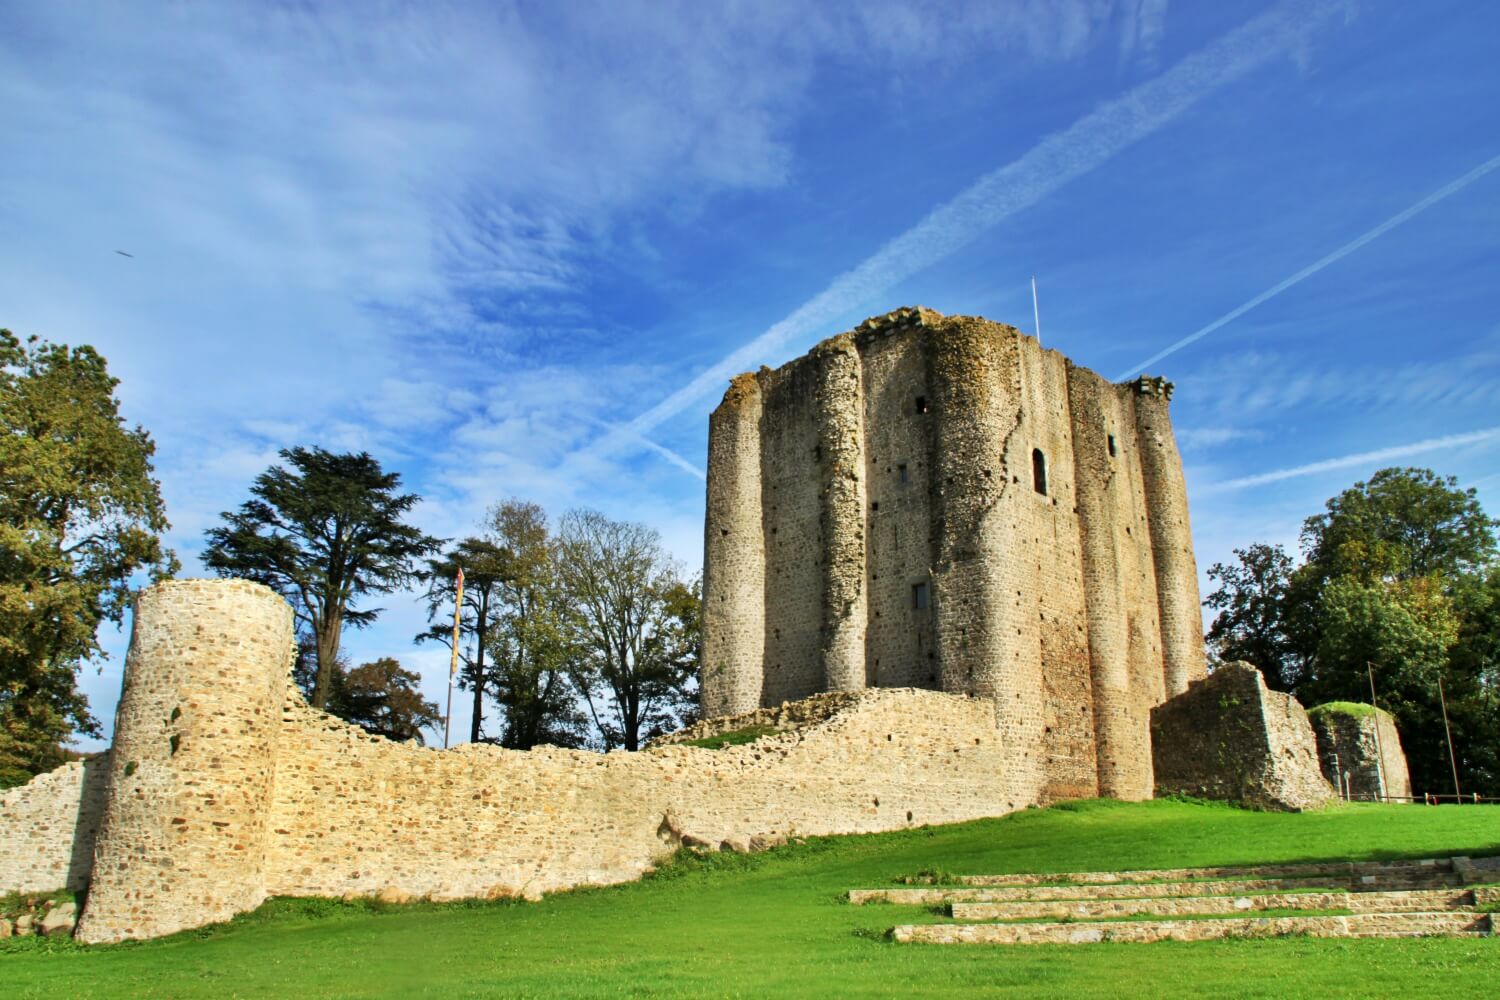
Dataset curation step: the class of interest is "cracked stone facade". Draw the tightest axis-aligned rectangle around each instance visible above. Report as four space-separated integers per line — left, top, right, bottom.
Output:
702 307 1206 804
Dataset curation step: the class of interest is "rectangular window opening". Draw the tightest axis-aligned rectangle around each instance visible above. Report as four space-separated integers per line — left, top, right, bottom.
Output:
914 396 929 414
1107 434 1117 457
912 582 929 610
1031 448 1048 496
898 463 909 484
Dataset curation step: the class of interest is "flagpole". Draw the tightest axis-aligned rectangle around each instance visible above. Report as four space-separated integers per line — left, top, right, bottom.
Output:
1031 275 1042 347
444 566 463 749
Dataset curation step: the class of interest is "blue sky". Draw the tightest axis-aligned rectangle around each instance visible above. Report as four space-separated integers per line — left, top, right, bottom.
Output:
3 0 1497 748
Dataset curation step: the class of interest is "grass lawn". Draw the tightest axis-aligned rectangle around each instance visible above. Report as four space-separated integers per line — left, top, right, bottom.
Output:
4 799 1498 999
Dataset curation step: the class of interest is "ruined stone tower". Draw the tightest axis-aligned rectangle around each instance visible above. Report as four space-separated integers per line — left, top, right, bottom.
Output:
701 307 1206 803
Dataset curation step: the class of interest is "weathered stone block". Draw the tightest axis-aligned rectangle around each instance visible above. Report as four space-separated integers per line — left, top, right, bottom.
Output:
1307 703 1412 802
1150 662 1335 811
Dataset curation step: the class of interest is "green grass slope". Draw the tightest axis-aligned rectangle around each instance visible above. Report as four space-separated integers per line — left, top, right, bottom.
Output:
5 800 1498 999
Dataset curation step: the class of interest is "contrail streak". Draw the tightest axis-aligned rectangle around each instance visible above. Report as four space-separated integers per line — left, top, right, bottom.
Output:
1197 427 1500 495
1117 150 1500 380
578 0 1345 468
582 417 706 480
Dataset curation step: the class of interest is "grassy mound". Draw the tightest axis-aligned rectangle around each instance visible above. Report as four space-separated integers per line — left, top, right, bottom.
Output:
676 724 782 749
1306 701 1385 720
5 799 1497 998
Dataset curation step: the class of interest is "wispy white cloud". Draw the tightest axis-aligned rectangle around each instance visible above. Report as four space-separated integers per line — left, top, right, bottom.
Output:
1116 149 1500 380
1119 0 1170 71
1175 426 1262 450
578 0 1346 468
1177 332 1500 421
1197 426 1500 495
0 0 1139 572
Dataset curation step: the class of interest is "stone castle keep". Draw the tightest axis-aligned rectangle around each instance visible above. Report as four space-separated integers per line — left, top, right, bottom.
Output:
703 307 1204 803
3 307 1397 944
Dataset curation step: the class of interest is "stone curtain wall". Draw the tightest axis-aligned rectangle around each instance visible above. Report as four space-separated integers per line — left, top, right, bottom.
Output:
700 307 1207 804
0 757 109 893
1 579 1027 943
1309 706 1413 801
1150 662 1335 812
268 686 1014 905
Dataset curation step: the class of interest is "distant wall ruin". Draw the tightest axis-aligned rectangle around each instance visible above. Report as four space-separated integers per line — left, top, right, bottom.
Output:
1308 704 1412 802
1150 662 1335 812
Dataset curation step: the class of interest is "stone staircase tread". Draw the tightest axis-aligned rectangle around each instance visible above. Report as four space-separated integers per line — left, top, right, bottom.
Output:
891 911 1493 945
911 856 1487 888
948 888 1478 921
849 876 1463 906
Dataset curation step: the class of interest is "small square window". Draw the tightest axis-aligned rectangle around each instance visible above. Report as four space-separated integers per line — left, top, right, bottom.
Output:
912 582 929 610
914 396 929 414
898 464 909 484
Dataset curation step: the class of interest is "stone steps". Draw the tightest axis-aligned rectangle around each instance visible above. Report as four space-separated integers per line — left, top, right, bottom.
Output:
931 856 1463 887
891 911 1493 945
849 872 1466 906
858 855 1499 946
949 887 1487 921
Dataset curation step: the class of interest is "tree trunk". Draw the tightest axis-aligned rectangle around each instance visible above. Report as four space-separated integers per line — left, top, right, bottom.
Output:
312 615 342 710
470 594 487 743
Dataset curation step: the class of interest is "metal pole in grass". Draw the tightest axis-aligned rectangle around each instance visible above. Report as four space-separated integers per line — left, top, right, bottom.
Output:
1437 674 1462 804
1367 662 1388 801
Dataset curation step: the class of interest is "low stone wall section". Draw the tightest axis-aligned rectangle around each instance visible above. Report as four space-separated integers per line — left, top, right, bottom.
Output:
1150 662 1334 811
266 687 1012 905
0 757 109 893
1308 704 1412 801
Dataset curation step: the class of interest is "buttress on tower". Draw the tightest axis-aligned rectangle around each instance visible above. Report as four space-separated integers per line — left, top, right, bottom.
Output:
700 307 1205 804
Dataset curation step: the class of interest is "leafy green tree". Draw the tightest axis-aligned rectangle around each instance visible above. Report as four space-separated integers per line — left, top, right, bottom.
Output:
292 641 439 743
203 447 439 710
1203 543 1300 690
484 501 586 750
1206 467 1499 795
1444 567 1500 793
554 510 700 750
417 535 509 743
335 657 443 744
0 330 176 785
1300 467 1496 585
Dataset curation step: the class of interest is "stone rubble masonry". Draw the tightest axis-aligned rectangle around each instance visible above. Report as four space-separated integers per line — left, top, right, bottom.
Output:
1308 704 1413 801
1150 662 1337 811
0 578 1031 943
700 307 1206 807
892 911 1492 945
0 756 108 894
948 888 1477 921
75 579 296 944
650 691 867 746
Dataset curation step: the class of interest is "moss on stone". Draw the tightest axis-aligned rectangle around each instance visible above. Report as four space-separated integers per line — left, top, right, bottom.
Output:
1307 702 1384 721
677 724 781 749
